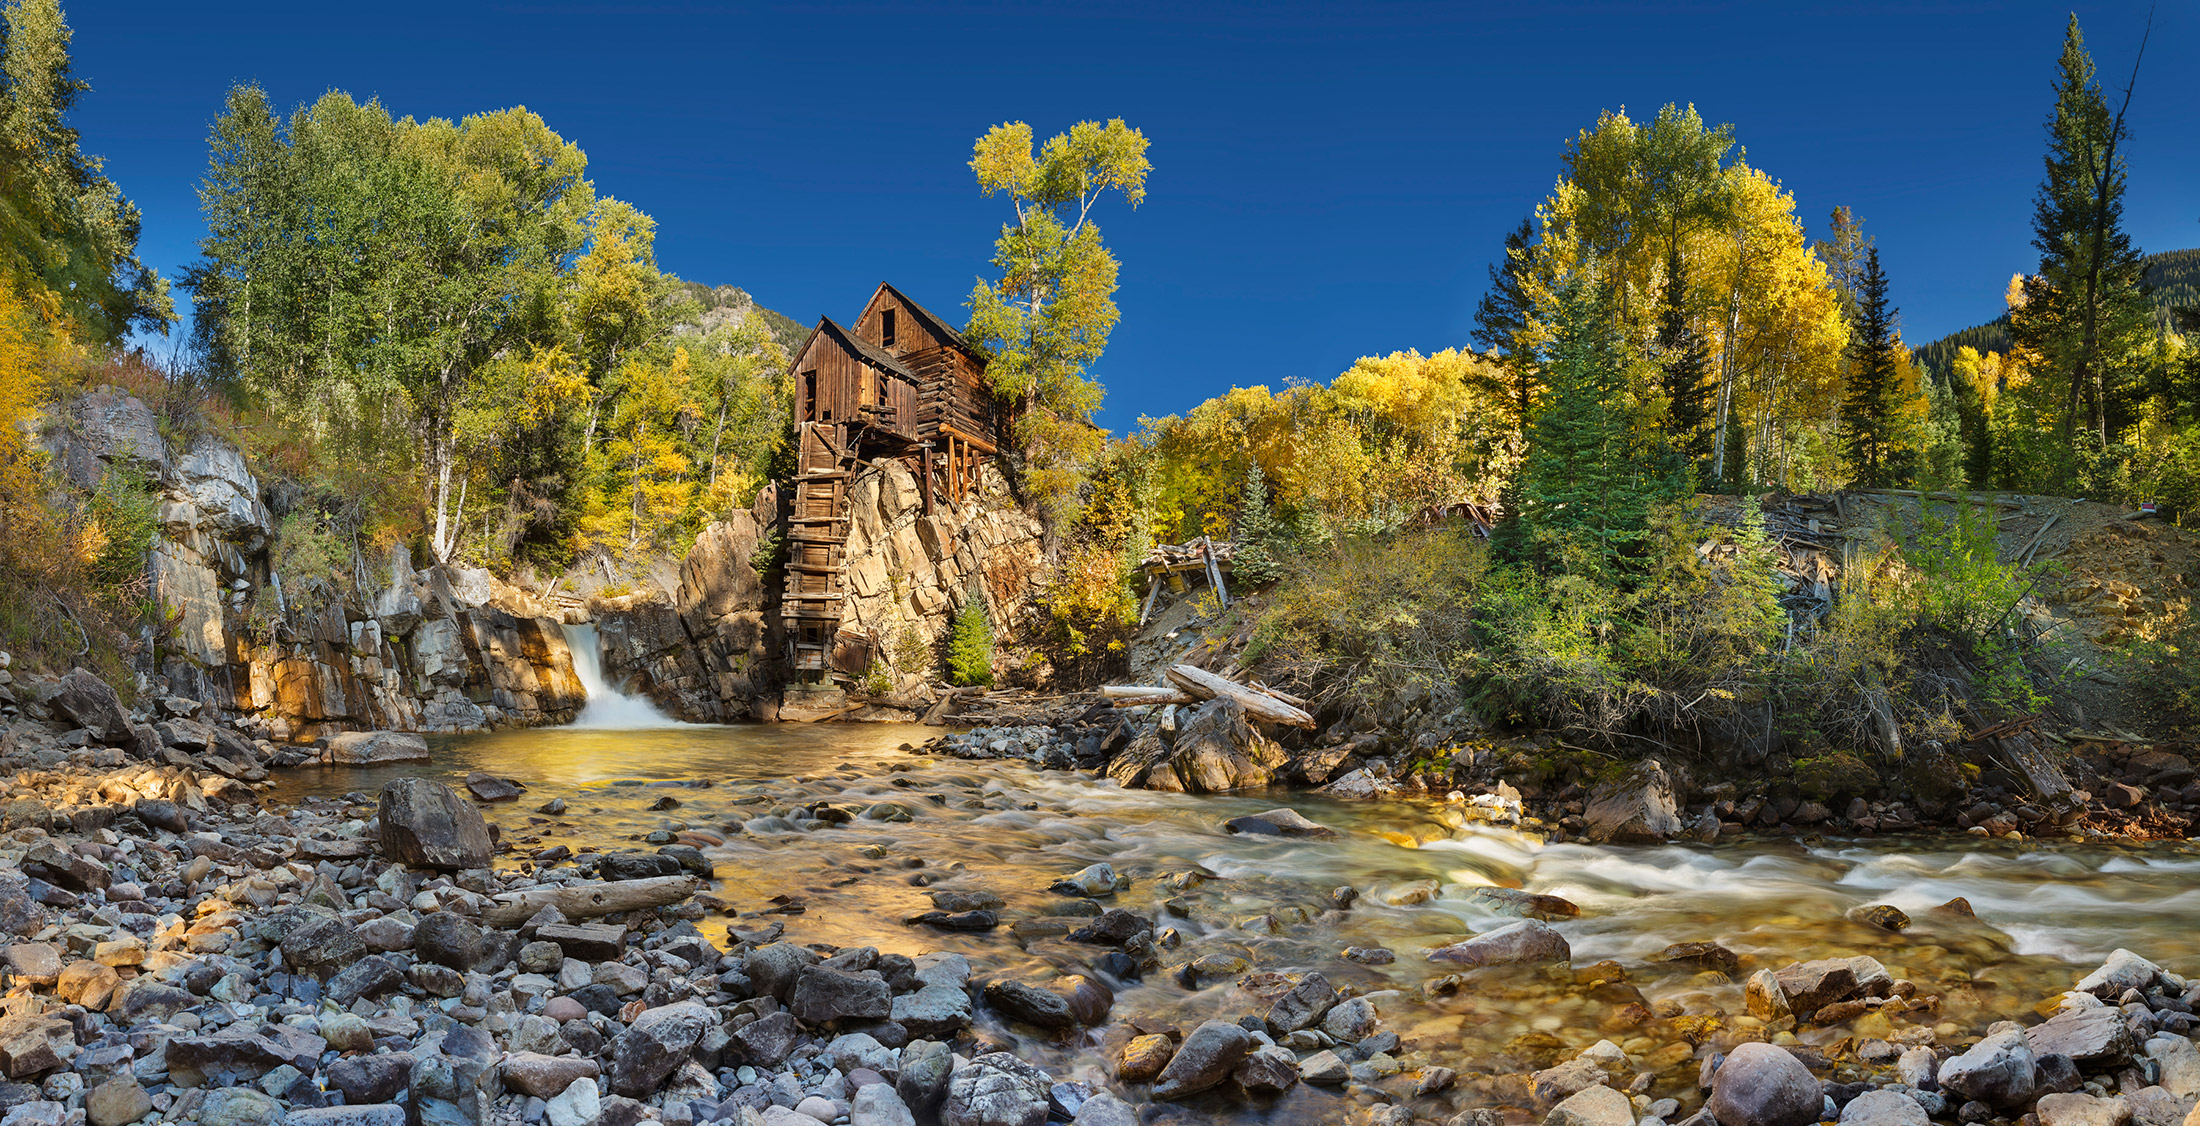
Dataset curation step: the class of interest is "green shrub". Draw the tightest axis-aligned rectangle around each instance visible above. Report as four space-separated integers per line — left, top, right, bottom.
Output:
84 463 157 590
947 590 995 686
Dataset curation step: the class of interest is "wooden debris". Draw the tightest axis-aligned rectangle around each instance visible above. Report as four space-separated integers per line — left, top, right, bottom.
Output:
1163 664 1316 728
485 875 702 927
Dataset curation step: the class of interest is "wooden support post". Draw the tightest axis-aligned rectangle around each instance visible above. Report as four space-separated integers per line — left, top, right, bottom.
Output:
1138 572 1161 626
920 441 935 515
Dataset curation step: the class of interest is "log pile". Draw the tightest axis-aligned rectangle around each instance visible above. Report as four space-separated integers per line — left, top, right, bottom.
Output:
1105 663 1314 728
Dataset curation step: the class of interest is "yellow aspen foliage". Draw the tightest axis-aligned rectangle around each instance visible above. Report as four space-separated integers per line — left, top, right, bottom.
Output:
0 278 76 581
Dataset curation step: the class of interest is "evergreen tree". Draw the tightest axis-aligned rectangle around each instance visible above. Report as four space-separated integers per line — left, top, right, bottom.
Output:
1471 216 1542 441
1232 460 1281 585
1520 271 1661 576
2008 14 2153 467
1840 247 1906 487
1655 245 1713 470
946 587 995 686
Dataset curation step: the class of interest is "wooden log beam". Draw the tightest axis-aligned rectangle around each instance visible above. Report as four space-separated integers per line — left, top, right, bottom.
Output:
1109 692 1198 708
484 875 702 927
1164 663 1315 728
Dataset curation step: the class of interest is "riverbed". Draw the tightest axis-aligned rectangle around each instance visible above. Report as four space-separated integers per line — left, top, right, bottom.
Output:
276 720 2200 1119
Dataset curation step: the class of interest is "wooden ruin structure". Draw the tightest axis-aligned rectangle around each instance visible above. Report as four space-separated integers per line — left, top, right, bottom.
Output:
781 283 1003 676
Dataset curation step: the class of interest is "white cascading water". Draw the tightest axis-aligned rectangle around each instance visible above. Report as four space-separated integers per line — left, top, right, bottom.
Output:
561 622 679 729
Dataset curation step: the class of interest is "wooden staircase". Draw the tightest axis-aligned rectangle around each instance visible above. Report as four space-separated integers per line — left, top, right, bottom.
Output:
783 422 858 674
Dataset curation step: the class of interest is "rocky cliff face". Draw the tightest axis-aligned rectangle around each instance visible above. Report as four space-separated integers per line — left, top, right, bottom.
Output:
57 387 585 742
596 459 1046 720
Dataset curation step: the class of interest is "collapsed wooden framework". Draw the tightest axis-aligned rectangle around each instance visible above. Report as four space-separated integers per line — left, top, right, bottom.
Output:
780 284 1005 676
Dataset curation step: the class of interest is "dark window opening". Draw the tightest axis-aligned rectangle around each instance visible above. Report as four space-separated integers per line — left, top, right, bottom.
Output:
876 370 889 410
801 369 818 420
881 308 898 347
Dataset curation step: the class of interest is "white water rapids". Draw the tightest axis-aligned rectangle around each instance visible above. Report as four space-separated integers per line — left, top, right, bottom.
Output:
560 621 680 729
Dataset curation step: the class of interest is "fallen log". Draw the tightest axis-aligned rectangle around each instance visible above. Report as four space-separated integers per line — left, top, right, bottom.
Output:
1103 685 1181 700
484 875 702 927
1165 663 1316 728
1109 692 1198 708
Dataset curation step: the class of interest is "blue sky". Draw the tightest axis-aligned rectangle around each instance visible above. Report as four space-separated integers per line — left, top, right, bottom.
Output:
74 0 2196 431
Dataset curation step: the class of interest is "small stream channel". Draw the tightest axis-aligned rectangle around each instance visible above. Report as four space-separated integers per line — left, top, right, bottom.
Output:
271 674 2200 1120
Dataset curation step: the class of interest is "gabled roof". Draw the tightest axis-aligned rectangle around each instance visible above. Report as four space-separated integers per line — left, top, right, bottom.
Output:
799 316 916 380
872 282 976 355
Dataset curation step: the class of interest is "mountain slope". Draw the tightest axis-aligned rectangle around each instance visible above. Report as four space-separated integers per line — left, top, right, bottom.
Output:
1914 249 2200 377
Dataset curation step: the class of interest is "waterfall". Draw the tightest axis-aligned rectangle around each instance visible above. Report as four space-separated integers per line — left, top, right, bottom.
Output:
561 622 679 729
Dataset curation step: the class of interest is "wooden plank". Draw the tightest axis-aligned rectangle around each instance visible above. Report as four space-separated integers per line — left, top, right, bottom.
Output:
1137 573 1161 626
1164 664 1315 728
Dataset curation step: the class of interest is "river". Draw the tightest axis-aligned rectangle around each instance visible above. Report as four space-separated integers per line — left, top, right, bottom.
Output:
274 719 2200 1120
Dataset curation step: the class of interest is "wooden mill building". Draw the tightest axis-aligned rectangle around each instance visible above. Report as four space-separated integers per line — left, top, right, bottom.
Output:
780 283 1002 675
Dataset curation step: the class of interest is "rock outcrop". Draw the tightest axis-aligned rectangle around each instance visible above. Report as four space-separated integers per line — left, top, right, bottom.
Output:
599 460 1045 720
57 387 586 742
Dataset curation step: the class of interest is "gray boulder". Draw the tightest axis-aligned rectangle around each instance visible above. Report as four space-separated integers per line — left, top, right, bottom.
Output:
1706 1042 1821 1126
943 1052 1050 1126
2027 1007 2135 1069
1839 1090 1931 1126
1428 919 1572 967
377 778 493 870
607 1002 713 1098
1939 1028 2038 1109
1583 759 1683 843
328 732 430 765
53 670 131 745
791 967 891 1025
1546 1084 1635 1126
1151 1020 1253 1100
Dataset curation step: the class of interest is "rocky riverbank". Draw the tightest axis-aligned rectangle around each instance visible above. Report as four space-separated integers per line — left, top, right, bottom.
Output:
922 698 2200 846
7 662 2200 1126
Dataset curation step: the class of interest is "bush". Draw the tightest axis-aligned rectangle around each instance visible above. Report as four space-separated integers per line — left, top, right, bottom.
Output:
947 590 995 686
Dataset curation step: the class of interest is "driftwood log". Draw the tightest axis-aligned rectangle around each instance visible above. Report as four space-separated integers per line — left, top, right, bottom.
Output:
1164 664 1316 728
484 875 702 927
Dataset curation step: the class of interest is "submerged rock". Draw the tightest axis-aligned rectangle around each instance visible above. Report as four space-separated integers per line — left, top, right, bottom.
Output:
1427 920 1571 968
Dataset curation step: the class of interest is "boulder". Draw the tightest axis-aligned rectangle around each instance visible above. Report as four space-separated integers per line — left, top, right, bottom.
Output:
1583 759 1683 843
501 1053 600 1100
84 1077 152 1126
1705 1042 1821 1126
731 1012 799 1067
1940 1029 2038 1109
2077 950 2163 1000
1427 919 1571 968
983 981 1074 1030
1115 1035 1176 1082
199 1088 282 1126
0 1016 77 1078
377 778 493 870
943 1052 1050 1126
1232 1045 1301 1095
414 913 485 971
1223 808 1337 838
2036 1094 2134 1126
327 732 430 765
1546 1084 1635 1126
1839 1090 1931 1126
791 967 892 1024
606 1001 713 1097
897 1040 953 1125
2028 1007 2136 1069
1151 1020 1253 1100
52 670 131 745
1262 972 1340 1034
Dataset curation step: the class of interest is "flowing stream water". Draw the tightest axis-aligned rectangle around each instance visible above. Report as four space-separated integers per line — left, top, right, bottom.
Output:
271 673 2200 1121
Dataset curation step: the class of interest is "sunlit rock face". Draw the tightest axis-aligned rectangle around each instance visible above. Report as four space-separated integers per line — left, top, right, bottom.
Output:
55 387 586 743
596 460 1045 721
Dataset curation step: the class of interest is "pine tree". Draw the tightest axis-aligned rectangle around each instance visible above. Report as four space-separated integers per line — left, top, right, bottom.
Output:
2008 14 2153 471
1472 216 1542 441
1232 460 1281 585
1520 271 1648 576
1840 248 1906 487
946 587 995 686
1655 245 1713 471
